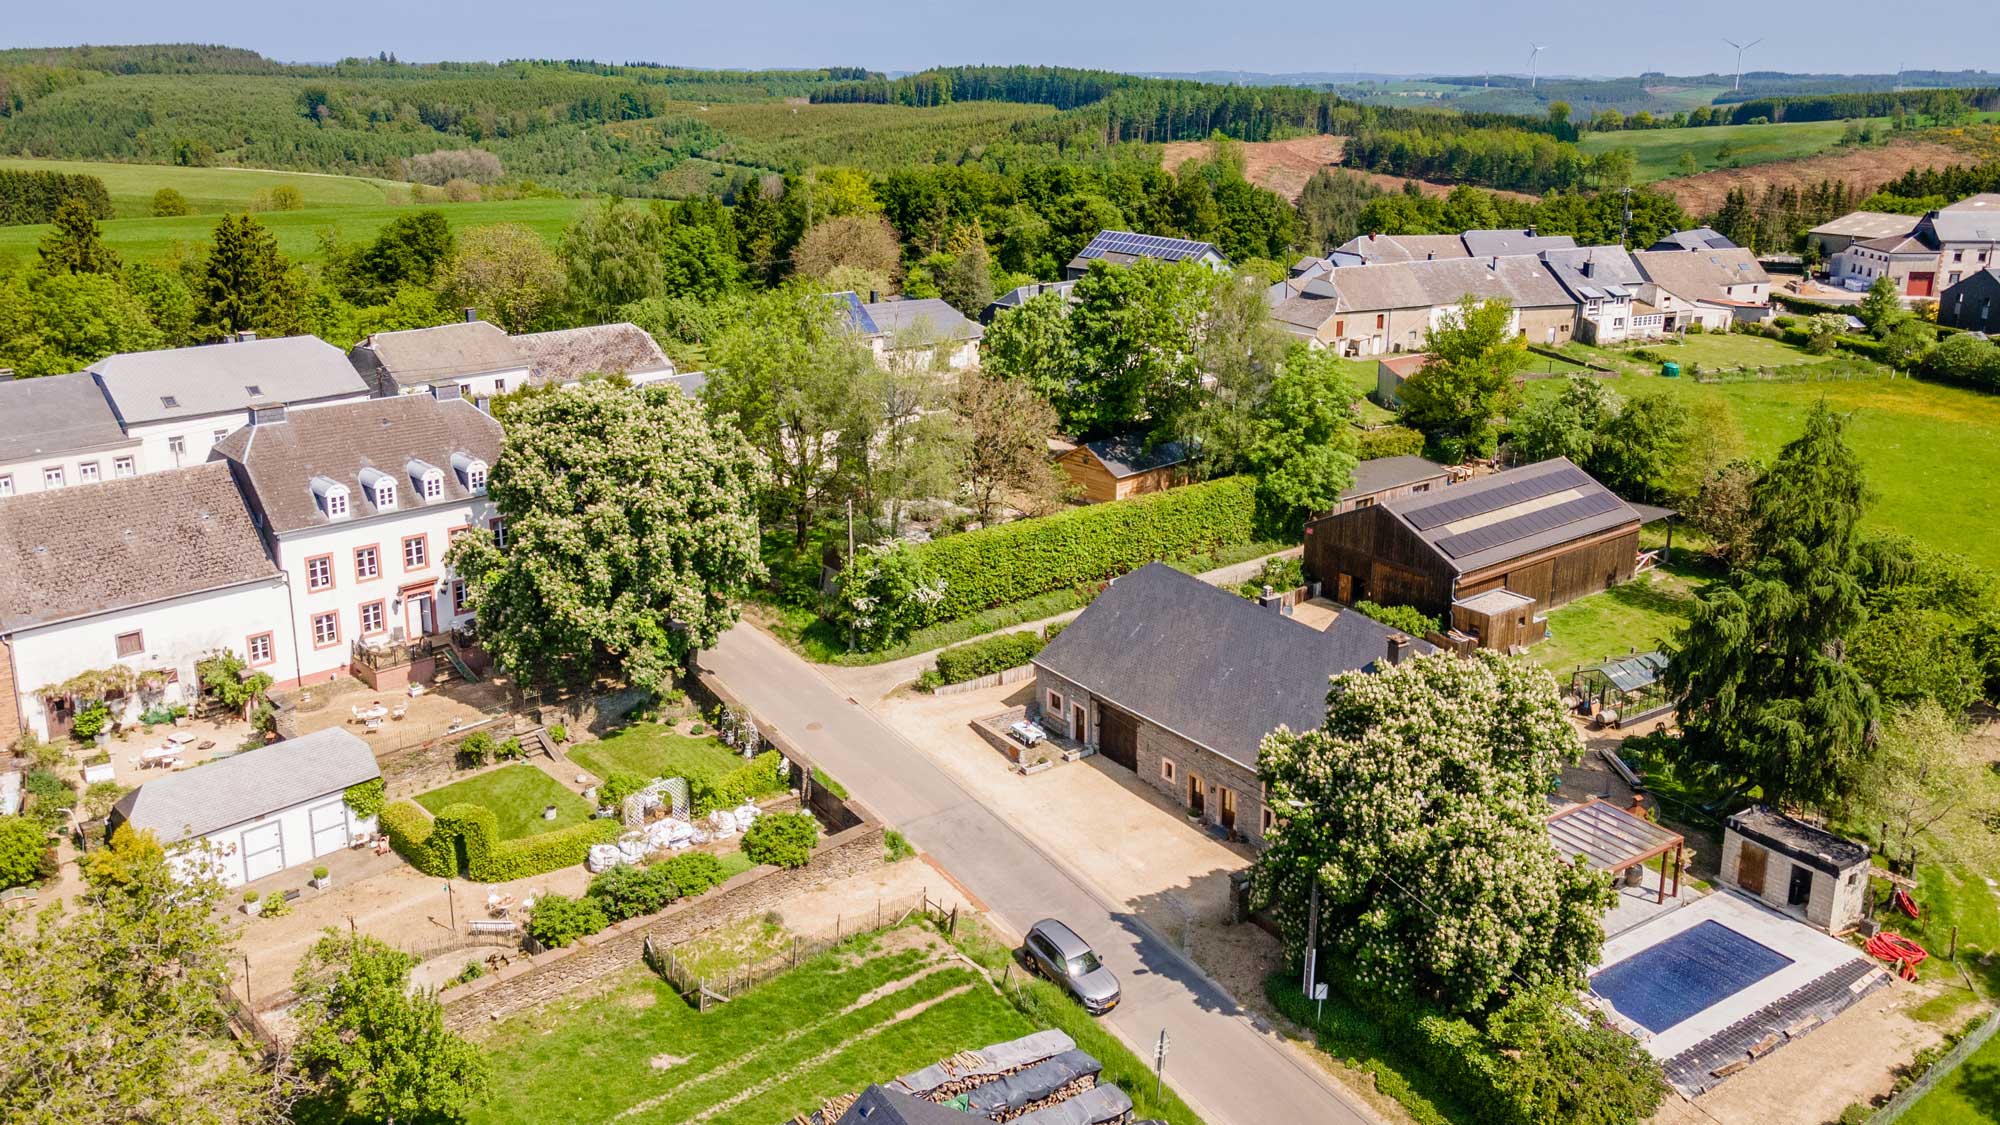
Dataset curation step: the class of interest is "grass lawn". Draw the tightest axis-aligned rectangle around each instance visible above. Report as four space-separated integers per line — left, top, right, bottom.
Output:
1534 564 1701 675
414 764 592 841
567 724 743 784
1578 118 1889 183
0 156 412 217
0 196 587 266
1900 1026 2000 1124
1327 356 1397 424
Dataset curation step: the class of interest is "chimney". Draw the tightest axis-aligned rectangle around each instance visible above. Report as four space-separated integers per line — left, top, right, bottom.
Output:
1490 256 1500 270
1628 792 1648 818
248 402 287 426
1257 584 1284 613
1582 259 1595 278
1527 225 1537 237
463 307 478 323
1425 251 1435 261
431 382 466 401
868 290 879 304
0 368 13 383
1385 633 1411 666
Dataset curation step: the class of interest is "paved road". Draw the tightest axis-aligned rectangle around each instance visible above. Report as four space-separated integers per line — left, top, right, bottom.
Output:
700 623 1373 1125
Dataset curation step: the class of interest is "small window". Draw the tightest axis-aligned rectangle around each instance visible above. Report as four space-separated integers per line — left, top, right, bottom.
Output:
325 490 349 518
467 464 486 492
422 474 443 502
114 630 144 658
42 467 64 488
1261 807 1275 834
0 475 12 497
79 462 100 483
1374 314 1384 329
246 632 274 666
1047 689 1064 716
160 395 179 409
168 435 186 459
212 428 229 443
453 580 469 613
489 517 508 549
311 611 340 648
374 481 397 511
113 456 135 478
354 545 380 580
359 600 386 635
306 554 334 591
1354 496 1374 508
403 535 428 570
1161 758 1176 783
244 384 262 396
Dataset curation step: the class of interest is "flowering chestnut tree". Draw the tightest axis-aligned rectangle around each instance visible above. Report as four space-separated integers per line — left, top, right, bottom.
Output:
449 379 767 695
1252 651 1613 1014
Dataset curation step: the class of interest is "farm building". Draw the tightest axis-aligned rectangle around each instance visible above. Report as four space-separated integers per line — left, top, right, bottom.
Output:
1719 806 1871 935
1056 435 1188 504
1806 211 1920 258
1318 454 1451 517
108 726 380 888
1063 230 1227 279
837 293 984 370
1303 458 1644 650
1031 562 1432 844
1373 352 1430 407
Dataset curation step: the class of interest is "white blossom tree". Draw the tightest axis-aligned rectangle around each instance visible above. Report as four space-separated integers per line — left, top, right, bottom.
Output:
1253 652 1613 1014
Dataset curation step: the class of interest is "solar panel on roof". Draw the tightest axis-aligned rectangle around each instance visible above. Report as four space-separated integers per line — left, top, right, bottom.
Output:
1433 491 1625 559
1401 465 1593 531
1079 231 1214 263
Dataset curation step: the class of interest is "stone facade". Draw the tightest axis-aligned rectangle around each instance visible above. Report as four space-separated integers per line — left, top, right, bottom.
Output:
438 817 886 1033
1718 826 1868 934
1133 720 1268 847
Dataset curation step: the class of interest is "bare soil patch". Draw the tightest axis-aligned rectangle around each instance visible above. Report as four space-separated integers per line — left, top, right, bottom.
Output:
1158 134 1534 204
1656 137 1969 217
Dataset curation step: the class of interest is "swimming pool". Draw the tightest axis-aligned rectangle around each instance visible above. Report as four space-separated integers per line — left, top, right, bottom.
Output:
1590 920 1795 1034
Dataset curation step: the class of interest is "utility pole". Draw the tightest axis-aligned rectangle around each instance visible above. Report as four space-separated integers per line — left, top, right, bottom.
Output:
845 499 856 654
1619 185 1634 248
1154 1029 1171 1102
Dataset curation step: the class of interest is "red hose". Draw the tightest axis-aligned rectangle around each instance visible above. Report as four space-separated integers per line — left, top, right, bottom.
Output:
1867 931 1929 981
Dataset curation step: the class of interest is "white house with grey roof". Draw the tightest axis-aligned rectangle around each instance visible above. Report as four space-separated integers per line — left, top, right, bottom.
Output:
88 334 373 472
0 371 144 499
348 316 531 407
836 293 984 370
108 726 380 887
0 463 295 741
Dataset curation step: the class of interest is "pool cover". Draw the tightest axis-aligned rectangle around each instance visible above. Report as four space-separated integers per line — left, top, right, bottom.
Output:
1591 920 1794 1033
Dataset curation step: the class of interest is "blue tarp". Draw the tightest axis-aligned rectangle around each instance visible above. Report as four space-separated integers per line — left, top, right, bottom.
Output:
1591 920 1793 1033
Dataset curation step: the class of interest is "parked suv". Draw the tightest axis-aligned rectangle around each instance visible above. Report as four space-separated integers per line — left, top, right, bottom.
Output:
1023 918 1120 1015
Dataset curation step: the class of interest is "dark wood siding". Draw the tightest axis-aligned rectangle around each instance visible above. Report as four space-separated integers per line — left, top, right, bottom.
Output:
1455 525 1639 612
1098 703 1140 771
1303 505 1458 616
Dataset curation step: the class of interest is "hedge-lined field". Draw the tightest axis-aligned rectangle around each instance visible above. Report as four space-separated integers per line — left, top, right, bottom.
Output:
0 157 412 217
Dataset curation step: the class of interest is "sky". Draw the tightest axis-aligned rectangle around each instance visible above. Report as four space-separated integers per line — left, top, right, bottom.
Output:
10 0 2000 78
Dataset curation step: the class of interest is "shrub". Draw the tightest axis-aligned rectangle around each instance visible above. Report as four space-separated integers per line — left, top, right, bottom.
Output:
548 724 569 743
472 817 620 882
742 811 818 868
312 866 329 880
452 961 486 985
81 780 126 821
22 770 75 832
526 893 608 948
1237 555 1305 597
885 829 915 863
495 737 525 761
261 891 293 919
343 778 386 818
691 751 786 816
69 702 110 743
243 891 259 904
932 631 1045 686
0 816 51 889
151 187 190 217
455 731 495 768
597 771 650 810
659 851 729 897
586 863 679 921
1352 600 1443 637
1043 620 1071 642
1357 426 1426 460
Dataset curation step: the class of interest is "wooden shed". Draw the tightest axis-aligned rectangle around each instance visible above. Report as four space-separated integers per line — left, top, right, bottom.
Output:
1057 435 1188 504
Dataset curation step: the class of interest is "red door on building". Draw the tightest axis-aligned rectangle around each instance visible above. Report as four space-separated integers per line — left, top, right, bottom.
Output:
1908 272 1936 297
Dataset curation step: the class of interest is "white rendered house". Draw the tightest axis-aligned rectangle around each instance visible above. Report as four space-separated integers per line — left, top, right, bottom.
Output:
0 372 145 499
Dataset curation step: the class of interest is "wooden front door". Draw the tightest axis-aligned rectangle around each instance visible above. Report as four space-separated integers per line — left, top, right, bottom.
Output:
1187 773 1206 818
1097 704 1139 771
1070 702 1087 743
1336 573 1353 603
1219 787 1236 831
406 592 436 639
1738 841 1768 895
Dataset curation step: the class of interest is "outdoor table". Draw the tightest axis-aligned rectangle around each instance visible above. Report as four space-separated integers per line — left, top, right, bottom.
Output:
140 745 181 767
164 732 196 748
355 704 389 723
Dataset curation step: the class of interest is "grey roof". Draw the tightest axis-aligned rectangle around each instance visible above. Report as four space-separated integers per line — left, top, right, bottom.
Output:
1808 211 1920 241
1460 229 1578 257
1929 197 2000 244
1382 457 1640 575
1633 248 1771 306
211 395 502 534
352 320 525 387
1648 227 1739 252
1727 805 1870 875
837 1086 979 1125
1547 799 1683 871
1068 230 1225 271
986 280 1078 320
895 1031 1075 1097
1010 1084 1134 1125
1079 434 1187 478
1541 246 1646 301
1854 231 1936 255
1334 232 1473 264
109 728 379 845
1033 563 1433 770
845 296 984 344
0 371 135 462
90 336 369 424
0 462 277 633
1278 255 1576 324
1342 454 1450 499
512 323 673 389
662 370 708 397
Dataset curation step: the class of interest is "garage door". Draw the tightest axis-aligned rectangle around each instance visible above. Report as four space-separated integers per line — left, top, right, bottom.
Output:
308 801 350 857
1098 704 1139 772
241 822 285 883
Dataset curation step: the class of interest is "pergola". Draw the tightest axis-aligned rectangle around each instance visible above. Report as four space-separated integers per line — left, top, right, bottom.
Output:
1547 798 1687 904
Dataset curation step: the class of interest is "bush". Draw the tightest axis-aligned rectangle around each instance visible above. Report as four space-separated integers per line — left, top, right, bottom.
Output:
548 724 569 743
1042 619 1071 642
494 737 525 761
81 780 126 821
261 891 293 919
1925 332 2000 392
312 866 329 880
22 770 76 832
586 863 679 921
932 631 1046 686
658 851 729 897
526 893 609 948
0 816 52 889
151 187 190 216
597 771 650 810
884 829 915 863
691 751 786 816
69 702 110 743
1357 426 1426 460
1237 555 1305 597
473 818 620 882
379 801 455 876
1353 600 1443 637
455 731 495 768
343 778 386 818
742 811 818 868
452 961 485 985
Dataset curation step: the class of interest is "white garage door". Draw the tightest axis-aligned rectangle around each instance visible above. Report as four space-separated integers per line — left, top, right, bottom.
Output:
308 801 350 857
241 822 285 882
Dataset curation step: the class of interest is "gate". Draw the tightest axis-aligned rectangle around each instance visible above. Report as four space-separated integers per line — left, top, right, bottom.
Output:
1098 704 1139 771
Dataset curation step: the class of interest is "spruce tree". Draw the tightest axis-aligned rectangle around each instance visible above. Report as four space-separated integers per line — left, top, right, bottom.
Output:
199 213 287 336
37 198 121 275
1665 400 1878 811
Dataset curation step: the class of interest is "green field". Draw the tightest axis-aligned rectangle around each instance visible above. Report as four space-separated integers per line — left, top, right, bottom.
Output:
567 725 745 785
1578 118 1889 182
414 763 593 840
1535 561 1700 674
0 157 413 217
0 196 586 265
1900 1028 2000 1124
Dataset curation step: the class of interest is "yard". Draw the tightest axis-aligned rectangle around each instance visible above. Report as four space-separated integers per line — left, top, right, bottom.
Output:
1534 562 1701 675
414 764 593 840
1901 1028 2000 1124
567 723 745 785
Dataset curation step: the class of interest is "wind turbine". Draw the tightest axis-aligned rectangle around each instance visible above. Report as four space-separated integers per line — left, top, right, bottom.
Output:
1723 37 1763 93
1528 44 1548 89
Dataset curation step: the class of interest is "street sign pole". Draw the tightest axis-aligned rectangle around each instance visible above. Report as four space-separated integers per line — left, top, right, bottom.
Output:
1154 1028 1170 1102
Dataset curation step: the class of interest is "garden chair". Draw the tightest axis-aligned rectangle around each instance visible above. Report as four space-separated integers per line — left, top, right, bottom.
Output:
391 703 408 721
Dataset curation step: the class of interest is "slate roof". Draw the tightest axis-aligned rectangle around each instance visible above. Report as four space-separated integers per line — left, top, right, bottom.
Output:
1632 248 1771 306
1033 563 1434 770
109 727 379 845
210 395 502 534
1854 232 1937 255
352 320 525 388
0 371 136 462
90 336 370 424
1541 245 1646 301
1727 806 1870 874
512 323 674 388
856 297 984 343
1078 434 1187 478
1648 227 1739 252
1461 229 1578 257
0 462 277 633
1380 457 1640 575
985 280 1078 322
1929 196 2000 243
1808 211 1920 241
1067 230 1225 273
1334 232 1473 264
1277 255 1575 325
1342 454 1449 499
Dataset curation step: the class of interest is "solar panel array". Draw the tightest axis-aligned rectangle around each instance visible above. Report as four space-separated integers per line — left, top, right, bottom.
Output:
1078 231 1216 263
1401 465 1593 531
1433 490 1625 560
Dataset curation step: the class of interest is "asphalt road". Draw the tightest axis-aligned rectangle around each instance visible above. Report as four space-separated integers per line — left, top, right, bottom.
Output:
699 623 1374 1125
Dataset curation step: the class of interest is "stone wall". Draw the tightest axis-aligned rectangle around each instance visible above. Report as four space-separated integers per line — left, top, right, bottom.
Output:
1718 827 1868 934
1133 720 1267 846
438 815 886 1033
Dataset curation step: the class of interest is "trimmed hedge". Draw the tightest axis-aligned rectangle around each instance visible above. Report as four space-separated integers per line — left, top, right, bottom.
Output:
380 800 455 877
933 630 1045 685
691 750 786 816
1358 426 1425 460
380 797 619 880
743 811 818 868
1354 600 1443 637
478 818 620 881
905 475 1257 622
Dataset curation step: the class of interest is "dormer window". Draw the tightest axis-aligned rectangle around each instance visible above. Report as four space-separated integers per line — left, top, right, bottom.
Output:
358 467 397 511
406 459 445 503
311 476 351 520
160 395 179 409
451 452 488 494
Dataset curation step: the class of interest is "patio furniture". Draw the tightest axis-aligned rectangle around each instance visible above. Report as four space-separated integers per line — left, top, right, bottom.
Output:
140 745 181 768
1009 720 1047 748
390 703 408 721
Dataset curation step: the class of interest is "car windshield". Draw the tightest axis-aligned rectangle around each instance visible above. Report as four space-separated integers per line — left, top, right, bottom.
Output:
1067 951 1102 975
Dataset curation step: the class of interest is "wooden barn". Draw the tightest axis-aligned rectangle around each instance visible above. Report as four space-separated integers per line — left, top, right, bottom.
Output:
1303 458 1642 650
1057 435 1188 504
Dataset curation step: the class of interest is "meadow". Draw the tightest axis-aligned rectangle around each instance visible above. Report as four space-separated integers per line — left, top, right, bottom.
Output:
1578 118 1889 182
0 157 413 217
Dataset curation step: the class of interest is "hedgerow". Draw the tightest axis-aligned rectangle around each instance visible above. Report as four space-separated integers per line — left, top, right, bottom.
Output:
379 801 455 877
1353 600 1443 637
932 630 1045 686
690 750 787 815
1358 426 1426 460
381 798 619 880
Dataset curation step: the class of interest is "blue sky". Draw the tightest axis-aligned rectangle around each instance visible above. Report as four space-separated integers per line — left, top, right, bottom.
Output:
11 0 1998 77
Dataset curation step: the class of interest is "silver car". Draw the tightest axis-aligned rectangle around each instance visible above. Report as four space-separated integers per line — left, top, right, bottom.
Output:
1023 918 1120 1015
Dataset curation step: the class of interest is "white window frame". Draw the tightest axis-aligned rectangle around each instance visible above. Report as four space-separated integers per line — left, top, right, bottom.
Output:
167 435 186 459
0 474 12 496
354 545 380 581
421 473 443 502
79 462 100 483
113 456 135 478
247 632 274 665
325 490 349 518
311 612 339 647
359 601 386 635
42 466 63 488
1047 689 1064 717
374 481 397 511
403 535 428 570
1161 758 1176 783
